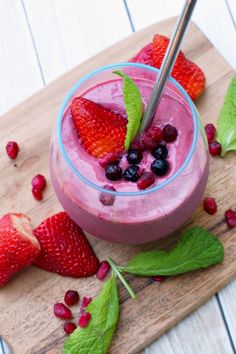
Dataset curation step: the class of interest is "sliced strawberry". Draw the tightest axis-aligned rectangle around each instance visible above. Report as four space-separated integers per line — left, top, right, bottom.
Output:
130 34 205 100
0 213 40 287
33 212 99 277
71 97 127 158
152 34 205 100
129 43 154 66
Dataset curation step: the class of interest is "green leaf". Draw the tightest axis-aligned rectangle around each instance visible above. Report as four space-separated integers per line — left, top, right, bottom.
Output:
63 274 119 354
217 74 236 156
121 226 224 276
113 70 142 150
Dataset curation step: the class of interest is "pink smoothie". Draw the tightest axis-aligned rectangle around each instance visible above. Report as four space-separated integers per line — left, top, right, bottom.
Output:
50 74 209 244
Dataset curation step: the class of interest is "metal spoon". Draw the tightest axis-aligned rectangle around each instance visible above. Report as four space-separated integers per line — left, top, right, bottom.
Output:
139 0 198 133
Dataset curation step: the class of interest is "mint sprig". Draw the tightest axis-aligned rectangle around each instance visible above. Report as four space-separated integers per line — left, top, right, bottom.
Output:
120 227 224 276
62 227 224 353
217 75 236 156
63 273 119 354
113 70 142 150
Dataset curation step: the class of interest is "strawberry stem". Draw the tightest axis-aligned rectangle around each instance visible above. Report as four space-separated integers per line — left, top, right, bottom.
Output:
106 257 136 300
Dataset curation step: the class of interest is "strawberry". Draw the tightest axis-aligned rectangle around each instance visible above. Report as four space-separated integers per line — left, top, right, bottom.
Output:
130 34 205 100
152 34 205 100
0 213 40 287
129 43 154 66
71 97 127 158
33 212 99 277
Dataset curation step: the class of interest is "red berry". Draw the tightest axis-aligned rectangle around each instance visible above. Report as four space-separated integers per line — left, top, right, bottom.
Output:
225 209 236 228
78 312 91 328
96 261 111 280
31 174 46 191
71 97 127 158
32 187 43 201
63 322 76 335
137 171 155 190
99 152 120 167
140 132 157 149
80 297 92 313
64 290 79 307
99 185 116 206
54 303 72 320
152 275 166 282
5 141 19 159
153 34 205 100
148 126 163 142
205 124 216 144
163 124 178 142
129 43 154 66
203 197 217 215
209 142 221 156
130 138 145 151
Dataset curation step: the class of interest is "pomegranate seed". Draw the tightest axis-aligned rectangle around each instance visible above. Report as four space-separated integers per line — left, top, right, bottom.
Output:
78 312 91 328
140 132 157 149
99 185 116 206
96 260 111 280
99 152 120 167
152 275 166 282
148 126 163 142
32 187 43 201
64 290 79 307
205 124 216 144
63 322 77 335
5 141 19 159
31 174 46 191
130 138 145 151
225 209 236 228
80 297 92 313
203 197 217 215
209 142 221 156
137 171 155 190
163 124 178 142
54 303 72 320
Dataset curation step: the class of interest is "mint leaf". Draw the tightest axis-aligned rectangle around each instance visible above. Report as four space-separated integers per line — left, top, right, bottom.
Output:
113 70 142 150
121 227 224 276
63 274 119 354
217 75 236 156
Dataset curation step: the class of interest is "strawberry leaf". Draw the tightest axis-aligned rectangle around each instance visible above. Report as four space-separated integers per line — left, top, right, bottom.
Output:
113 70 142 150
121 227 224 276
63 274 119 354
217 75 236 156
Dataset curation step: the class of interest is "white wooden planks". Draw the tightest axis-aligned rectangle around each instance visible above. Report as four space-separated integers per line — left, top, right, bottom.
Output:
23 0 132 83
0 0 44 115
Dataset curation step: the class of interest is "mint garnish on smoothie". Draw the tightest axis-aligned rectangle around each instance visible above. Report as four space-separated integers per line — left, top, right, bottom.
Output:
113 70 143 150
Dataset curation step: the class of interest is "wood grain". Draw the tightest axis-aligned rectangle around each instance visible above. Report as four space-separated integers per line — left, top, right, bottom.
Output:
0 17 235 354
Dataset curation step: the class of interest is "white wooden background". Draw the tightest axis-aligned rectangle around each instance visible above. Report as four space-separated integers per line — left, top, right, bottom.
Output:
0 1 236 353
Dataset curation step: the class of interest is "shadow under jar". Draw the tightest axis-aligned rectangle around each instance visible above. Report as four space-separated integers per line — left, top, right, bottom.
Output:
50 63 209 244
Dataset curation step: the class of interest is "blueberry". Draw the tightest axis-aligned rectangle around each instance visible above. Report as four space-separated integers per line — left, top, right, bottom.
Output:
127 149 143 164
163 124 178 142
152 144 168 159
105 164 122 181
123 165 140 182
151 159 169 176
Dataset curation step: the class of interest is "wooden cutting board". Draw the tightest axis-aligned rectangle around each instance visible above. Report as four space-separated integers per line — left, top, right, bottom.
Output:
0 17 235 354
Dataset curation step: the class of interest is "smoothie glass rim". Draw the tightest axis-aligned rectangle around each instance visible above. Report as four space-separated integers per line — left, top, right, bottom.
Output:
56 62 199 196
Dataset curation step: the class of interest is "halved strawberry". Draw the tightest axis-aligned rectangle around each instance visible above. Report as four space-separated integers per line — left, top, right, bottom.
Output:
0 213 40 287
129 43 154 66
153 34 205 100
130 34 205 100
33 212 99 277
71 97 127 158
